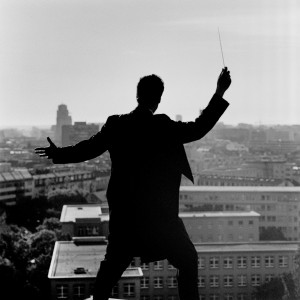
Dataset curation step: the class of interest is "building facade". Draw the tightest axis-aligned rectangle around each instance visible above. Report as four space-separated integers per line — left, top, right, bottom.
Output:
179 186 300 241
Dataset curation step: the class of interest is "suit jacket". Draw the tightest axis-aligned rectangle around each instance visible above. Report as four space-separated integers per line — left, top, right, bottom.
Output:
53 94 229 260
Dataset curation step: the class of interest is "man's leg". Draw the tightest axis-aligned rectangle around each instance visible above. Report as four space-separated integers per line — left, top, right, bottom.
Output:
165 221 199 300
93 252 133 300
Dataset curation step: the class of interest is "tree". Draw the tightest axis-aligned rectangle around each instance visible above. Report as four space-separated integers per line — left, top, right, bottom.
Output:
259 226 287 241
255 273 297 300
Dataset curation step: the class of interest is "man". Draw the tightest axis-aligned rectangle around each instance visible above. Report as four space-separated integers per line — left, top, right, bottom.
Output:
35 67 231 300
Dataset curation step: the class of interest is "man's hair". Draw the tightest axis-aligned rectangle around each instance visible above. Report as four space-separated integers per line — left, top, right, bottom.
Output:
136 74 164 106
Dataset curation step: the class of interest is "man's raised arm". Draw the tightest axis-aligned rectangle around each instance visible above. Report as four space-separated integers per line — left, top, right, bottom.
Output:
170 67 232 144
35 116 113 164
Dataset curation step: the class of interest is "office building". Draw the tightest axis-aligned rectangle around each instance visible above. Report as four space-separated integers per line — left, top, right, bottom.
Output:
61 122 99 147
179 186 300 241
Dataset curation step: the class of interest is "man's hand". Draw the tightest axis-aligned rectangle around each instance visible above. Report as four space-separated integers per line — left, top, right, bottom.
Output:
35 137 58 160
216 67 231 97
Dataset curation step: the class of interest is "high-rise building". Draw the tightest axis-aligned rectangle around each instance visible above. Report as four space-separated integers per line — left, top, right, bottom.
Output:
61 122 99 147
55 104 72 145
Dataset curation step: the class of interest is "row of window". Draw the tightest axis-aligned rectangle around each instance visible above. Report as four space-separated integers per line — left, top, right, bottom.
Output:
198 255 289 269
141 293 253 300
198 274 275 288
141 276 177 289
137 255 290 271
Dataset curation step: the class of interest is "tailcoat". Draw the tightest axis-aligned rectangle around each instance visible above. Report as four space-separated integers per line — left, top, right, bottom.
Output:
53 94 229 261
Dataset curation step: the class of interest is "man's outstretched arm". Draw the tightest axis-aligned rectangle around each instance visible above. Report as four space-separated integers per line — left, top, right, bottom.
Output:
170 67 231 144
35 116 114 164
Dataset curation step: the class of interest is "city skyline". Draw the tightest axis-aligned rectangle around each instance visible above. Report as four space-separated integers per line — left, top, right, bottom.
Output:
0 0 299 127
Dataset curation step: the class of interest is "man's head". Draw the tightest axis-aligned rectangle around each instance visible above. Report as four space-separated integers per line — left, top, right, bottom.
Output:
136 74 164 112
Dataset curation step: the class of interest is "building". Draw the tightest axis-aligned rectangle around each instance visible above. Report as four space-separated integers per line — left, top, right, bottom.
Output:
55 104 72 145
193 242 298 300
32 169 97 197
0 167 33 205
60 204 109 238
61 122 99 147
48 240 143 300
179 186 300 241
181 211 259 243
49 240 298 300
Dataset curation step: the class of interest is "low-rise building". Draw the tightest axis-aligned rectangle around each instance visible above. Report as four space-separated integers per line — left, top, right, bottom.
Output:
0 168 33 205
181 211 259 243
49 240 143 300
180 186 300 241
60 204 109 238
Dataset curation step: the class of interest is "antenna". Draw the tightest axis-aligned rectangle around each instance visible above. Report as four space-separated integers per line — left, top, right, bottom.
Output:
218 27 226 67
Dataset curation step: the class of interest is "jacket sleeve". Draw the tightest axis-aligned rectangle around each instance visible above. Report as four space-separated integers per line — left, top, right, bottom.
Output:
52 115 116 164
169 93 229 144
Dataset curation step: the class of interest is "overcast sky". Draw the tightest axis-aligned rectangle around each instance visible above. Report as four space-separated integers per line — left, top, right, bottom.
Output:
0 0 299 127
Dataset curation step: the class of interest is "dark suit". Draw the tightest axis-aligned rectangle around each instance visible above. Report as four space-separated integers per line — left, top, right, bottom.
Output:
53 93 229 300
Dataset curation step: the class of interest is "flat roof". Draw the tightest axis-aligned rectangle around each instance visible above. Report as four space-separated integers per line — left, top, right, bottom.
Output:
48 241 143 279
60 205 103 222
180 186 300 193
179 211 260 218
0 169 32 182
194 242 299 253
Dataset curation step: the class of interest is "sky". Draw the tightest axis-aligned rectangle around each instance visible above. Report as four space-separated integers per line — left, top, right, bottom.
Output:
0 0 299 127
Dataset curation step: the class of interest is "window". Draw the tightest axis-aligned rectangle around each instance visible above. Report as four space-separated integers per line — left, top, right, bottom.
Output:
199 295 206 300
167 276 177 288
237 256 247 268
279 256 288 267
168 296 177 300
111 285 119 298
141 262 149 270
224 294 234 300
56 285 68 300
251 274 261 286
198 276 205 288
238 274 247 287
238 220 244 226
251 256 260 268
154 277 163 288
73 284 85 300
153 296 163 300
141 277 149 289
209 294 220 300
154 261 163 270
223 257 233 268
265 256 274 268
198 257 205 269
123 283 135 297
141 296 150 300
223 275 233 287
210 257 219 269
249 220 254 225
237 293 247 300
265 274 274 283
210 275 219 287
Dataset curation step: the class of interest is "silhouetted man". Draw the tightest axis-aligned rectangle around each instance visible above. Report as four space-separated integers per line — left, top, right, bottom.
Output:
35 67 231 300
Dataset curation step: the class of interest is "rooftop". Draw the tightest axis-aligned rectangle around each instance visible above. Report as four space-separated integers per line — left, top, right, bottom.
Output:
60 204 109 222
0 169 32 182
180 186 300 193
179 211 260 218
48 241 143 279
194 242 300 253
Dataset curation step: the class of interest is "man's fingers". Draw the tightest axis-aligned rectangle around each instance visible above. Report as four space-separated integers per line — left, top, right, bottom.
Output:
47 137 56 148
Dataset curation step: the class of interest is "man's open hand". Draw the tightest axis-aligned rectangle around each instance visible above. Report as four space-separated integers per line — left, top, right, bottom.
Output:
216 67 231 97
35 137 58 159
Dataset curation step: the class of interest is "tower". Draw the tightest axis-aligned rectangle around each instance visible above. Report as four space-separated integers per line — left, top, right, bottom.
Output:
55 104 72 146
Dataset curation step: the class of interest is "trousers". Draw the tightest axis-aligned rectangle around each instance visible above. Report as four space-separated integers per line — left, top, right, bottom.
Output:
93 224 199 300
